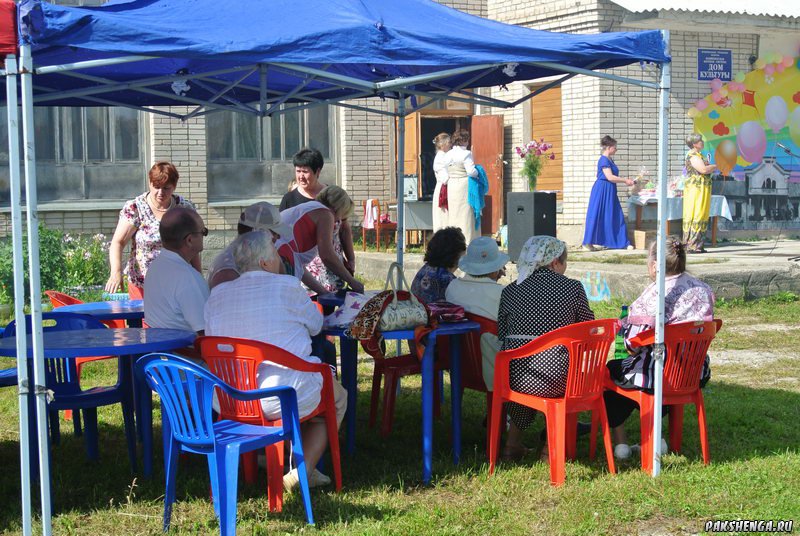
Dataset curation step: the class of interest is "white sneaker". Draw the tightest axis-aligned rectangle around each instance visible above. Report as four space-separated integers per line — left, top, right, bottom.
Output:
283 467 332 492
582 244 597 252
614 443 632 460
626 244 635 250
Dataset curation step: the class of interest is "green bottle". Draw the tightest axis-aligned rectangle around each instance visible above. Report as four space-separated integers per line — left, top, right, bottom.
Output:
614 305 629 360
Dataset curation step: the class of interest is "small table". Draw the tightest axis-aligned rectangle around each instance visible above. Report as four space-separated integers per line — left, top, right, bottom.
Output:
324 320 480 484
628 195 733 246
0 328 196 477
57 300 144 326
316 293 345 310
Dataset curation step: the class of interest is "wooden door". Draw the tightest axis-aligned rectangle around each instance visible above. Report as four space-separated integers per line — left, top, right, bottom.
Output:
471 114 504 235
403 112 420 177
530 86 563 200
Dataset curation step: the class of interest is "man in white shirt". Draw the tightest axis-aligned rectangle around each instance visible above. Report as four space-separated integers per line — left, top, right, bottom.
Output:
445 236 508 390
204 230 347 490
144 206 209 334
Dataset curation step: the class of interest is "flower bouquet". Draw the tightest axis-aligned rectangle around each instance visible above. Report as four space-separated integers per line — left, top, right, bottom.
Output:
515 138 556 191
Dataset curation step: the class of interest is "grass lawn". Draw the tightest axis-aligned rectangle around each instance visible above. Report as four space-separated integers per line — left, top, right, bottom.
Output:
0 296 798 534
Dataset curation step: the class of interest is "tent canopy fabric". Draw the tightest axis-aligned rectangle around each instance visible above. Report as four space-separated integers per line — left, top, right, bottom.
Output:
4 0 669 109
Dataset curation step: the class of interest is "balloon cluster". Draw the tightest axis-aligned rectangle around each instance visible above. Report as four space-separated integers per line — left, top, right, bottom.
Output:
754 52 795 76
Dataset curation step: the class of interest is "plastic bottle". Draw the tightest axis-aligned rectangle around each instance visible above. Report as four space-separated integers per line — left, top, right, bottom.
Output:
613 305 629 360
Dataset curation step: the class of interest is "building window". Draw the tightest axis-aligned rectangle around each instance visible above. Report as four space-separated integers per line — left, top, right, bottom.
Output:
0 106 146 205
206 105 336 201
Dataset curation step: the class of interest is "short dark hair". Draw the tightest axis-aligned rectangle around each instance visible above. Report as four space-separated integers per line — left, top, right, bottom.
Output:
600 135 617 149
424 227 466 269
292 147 324 173
160 207 200 249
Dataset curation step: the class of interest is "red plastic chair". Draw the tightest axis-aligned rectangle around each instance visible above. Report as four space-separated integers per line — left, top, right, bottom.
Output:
361 199 397 251
45 290 125 422
367 343 446 438
603 319 721 474
488 319 618 486
197 336 342 513
463 313 497 455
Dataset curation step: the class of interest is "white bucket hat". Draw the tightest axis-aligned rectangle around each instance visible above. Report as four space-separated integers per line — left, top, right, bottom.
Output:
458 236 509 276
240 202 291 238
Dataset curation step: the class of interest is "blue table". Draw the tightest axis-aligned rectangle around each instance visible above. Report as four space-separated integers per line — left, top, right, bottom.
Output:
317 293 345 310
0 328 195 477
324 320 480 484
57 300 144 325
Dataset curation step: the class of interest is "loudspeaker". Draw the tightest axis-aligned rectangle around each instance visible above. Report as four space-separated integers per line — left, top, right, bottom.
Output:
506 191 557 260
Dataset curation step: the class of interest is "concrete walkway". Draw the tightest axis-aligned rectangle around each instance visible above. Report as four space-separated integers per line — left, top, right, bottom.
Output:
355 239 800 300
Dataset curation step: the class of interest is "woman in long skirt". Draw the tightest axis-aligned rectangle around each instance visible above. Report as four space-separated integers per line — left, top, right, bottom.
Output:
682 133 717 253
582 136 635 250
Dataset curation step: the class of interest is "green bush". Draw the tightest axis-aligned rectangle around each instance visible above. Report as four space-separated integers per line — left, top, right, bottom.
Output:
63 233 110 291
0 224 68 304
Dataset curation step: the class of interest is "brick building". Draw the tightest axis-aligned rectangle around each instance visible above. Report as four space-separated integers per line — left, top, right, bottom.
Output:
1 0 798 257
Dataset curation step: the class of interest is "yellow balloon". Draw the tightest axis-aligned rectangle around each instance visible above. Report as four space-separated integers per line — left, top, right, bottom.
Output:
734 71 746 83
755 58 766 69
718 87 728 97
687 107 700 118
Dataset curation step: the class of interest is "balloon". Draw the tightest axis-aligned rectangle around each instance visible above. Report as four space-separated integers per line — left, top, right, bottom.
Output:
687 107 700 118
710 78 723 91
714 139 737 176
764 64 775 76
718 87 728 97
765 96 788 133
789 107 800 147
734 71 746 83
777 63 786 74
783 56 795 67
695 99 708 111
737 121 767 164
755 58 766 69
712 91 721 102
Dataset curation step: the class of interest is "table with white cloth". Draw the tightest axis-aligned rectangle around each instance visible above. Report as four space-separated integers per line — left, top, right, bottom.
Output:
628 194 733 246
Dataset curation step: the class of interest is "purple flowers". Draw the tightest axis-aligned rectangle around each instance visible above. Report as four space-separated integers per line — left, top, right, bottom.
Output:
515 138 556 191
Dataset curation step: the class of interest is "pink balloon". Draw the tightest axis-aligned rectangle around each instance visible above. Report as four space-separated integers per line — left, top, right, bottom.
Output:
737 121 767 163
695 99 708 111
712 91 722 102
783 56 795 67
710 78 723 91
777 63 786 73
764 64 775 76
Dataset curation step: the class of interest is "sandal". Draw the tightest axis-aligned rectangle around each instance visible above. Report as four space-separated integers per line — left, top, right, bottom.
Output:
500 445 534 462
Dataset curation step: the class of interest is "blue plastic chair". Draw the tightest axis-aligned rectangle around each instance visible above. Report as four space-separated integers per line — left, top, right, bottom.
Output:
0 326 15 387
136 353 315 533
3 312 137 468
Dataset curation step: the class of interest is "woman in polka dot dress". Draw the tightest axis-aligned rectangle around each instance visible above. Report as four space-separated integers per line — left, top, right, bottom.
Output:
497 236 594 461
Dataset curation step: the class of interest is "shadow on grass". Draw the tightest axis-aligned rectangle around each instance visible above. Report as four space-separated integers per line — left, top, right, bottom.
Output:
0 380 797 530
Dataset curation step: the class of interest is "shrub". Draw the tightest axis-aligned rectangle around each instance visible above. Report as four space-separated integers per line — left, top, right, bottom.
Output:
63 233 110 292
0 224 67 304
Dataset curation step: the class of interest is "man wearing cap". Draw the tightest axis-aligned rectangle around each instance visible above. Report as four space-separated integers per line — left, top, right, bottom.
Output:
208 202 291 290
445 236 509 390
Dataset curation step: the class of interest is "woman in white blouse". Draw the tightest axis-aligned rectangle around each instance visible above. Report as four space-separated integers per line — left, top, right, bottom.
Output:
432 132 452 232
446 129 480 243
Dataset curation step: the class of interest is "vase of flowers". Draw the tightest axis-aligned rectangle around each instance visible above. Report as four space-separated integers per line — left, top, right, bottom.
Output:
515 139 556 191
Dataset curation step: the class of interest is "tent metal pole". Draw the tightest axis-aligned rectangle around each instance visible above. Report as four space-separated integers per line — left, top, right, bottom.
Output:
652 30 671 478
34 54 155 75
375 63 502 91
526 61 660 90
396 95 406 267
20 43 53 536
270 62 376 92
6 54 33 536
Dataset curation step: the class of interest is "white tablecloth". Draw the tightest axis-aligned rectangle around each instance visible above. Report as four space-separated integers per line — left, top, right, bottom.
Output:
628 195 732 222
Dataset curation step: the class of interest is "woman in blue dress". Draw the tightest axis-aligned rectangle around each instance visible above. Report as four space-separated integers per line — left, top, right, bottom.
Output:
582 136 635 250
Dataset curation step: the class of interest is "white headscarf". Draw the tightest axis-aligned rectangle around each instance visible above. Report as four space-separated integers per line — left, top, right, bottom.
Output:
516 235 567 285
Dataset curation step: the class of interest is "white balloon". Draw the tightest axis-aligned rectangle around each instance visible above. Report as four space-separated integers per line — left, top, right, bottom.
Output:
765 96 788 133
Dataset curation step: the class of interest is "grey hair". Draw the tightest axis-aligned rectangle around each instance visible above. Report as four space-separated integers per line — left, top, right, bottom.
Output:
232 230 278 273
686 132 703 148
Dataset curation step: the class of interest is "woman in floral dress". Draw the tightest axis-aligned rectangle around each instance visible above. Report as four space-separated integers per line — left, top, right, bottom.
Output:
682 133 717 253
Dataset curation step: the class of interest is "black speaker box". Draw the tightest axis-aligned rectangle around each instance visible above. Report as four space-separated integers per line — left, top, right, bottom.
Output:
506 191 557 260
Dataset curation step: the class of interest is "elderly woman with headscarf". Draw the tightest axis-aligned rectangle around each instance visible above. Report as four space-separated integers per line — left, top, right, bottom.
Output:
496 236 594 461
604 236 715 459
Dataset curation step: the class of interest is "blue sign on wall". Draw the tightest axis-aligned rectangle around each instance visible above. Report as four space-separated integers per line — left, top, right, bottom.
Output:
697 48 732 81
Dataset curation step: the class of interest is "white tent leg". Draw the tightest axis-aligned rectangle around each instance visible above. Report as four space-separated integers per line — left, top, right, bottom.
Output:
396 94 406 267
6 54 33 536
652 30 671 478
20 43 53 536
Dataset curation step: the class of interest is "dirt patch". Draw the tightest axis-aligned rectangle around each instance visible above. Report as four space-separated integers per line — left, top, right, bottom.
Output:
712 349 787 366
731 323 796 334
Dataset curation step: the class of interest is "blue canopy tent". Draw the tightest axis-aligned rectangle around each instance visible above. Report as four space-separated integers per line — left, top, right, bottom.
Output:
1 1 673 533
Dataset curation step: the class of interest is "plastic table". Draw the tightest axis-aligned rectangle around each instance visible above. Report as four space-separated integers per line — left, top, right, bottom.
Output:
56 299 144 325
323 320 480 484
628 194 732 246
0 328 196 477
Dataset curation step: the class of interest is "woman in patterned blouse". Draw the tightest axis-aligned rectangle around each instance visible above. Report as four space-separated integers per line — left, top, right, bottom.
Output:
104 162 198 299
497 236 594 461
410 227 466 304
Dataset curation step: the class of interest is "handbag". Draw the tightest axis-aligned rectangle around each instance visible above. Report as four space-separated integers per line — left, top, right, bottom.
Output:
438 183 449 209
426 301 466 323
349 263 428 341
